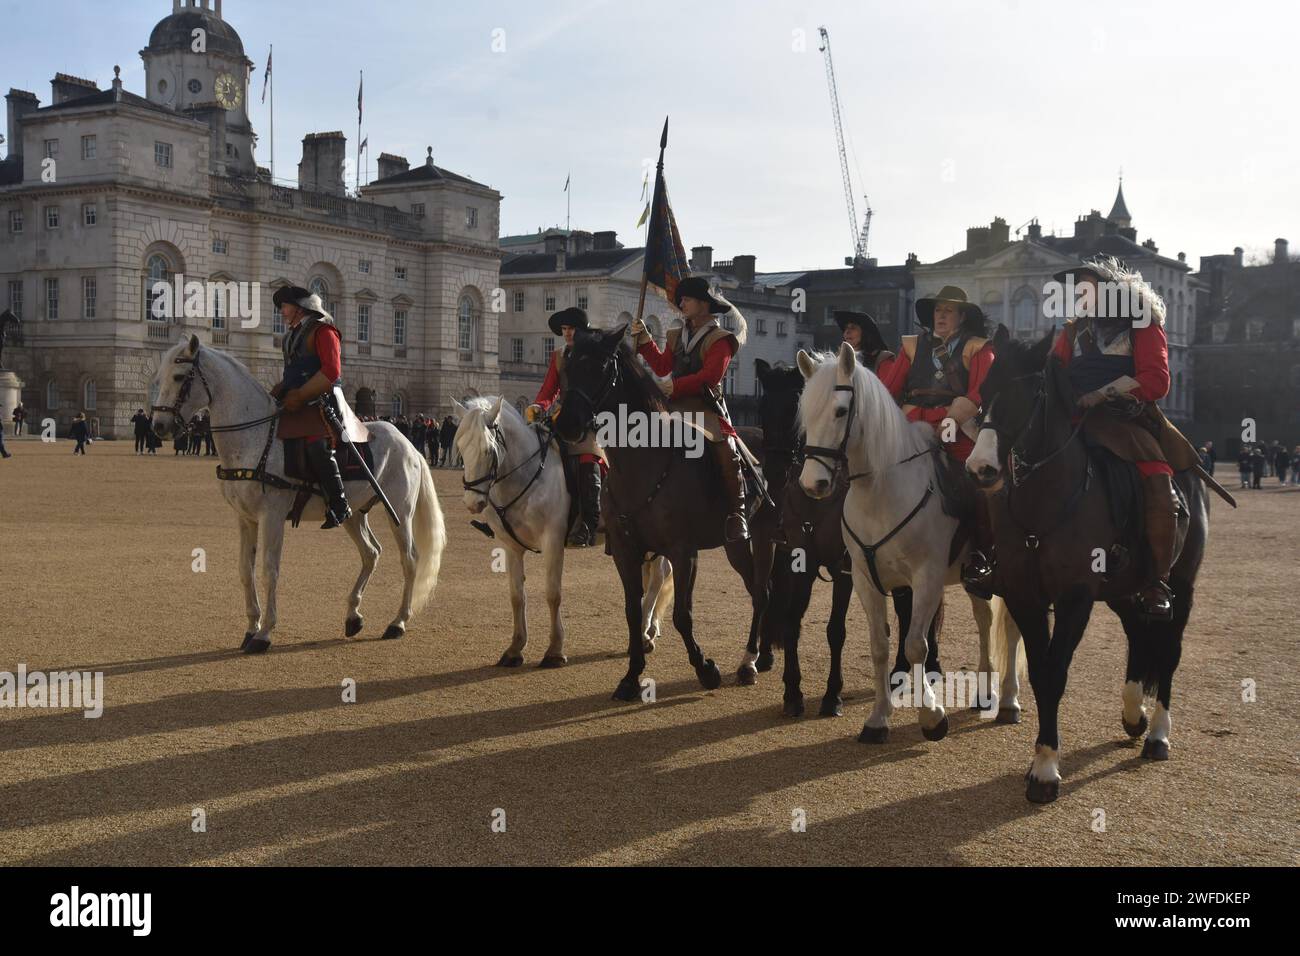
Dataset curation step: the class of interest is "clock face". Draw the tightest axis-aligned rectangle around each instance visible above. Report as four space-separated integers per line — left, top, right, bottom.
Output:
188 78 202 95
214 73 240 110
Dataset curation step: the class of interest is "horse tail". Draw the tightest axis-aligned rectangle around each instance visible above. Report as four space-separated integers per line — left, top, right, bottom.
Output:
410 452 445 614
987 595 1026 685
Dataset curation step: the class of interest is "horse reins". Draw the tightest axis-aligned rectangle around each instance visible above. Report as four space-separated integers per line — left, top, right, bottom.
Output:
462 419 552 554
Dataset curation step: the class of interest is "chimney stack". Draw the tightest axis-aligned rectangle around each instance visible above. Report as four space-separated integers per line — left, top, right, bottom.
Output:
1234 246 1244 267
298 132 347 197
690 245 713 272
376 152 409 180
6 89 39 159
732 254 756 284
51 73 99 105
1027 220 1042 241
593 230 618 251
1275 238 1289 265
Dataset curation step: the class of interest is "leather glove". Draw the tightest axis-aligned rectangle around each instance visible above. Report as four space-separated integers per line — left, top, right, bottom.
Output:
655 375 674 399
629 317 651 348
1078 389 1107 410
525 403 544 423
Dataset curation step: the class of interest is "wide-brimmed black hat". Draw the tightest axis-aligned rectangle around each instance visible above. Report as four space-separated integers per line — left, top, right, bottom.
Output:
548 307 590 337
272 285 328 320
673 276 728 314
834 310 887 354
1052 264 1108 285
915 285 987 336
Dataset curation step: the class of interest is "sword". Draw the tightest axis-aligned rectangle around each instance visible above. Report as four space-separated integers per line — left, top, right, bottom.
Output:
1192 463 1238 508
312 395 400 524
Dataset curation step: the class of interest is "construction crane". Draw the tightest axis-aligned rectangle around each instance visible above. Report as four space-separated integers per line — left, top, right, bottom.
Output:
818 26 871 267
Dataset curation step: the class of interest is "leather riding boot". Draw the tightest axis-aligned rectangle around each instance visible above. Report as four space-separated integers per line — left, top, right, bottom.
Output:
1138 473 1177 619
307 438 352 529
711 439 749 542
567 461 601 547
961 493 997 600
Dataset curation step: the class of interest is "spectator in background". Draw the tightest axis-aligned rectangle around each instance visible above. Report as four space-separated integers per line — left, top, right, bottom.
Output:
1237 446 1252 489
1267 440 1280 478
70 413 90 455
1251 445 1266 489
1198 446 1212 473
131 408 151 454
188 414 203 455
0 408 10 458
1274 443 1290 485
12 402 26 436
1292 446 1300 486
203 411 217 456
439 415 457 468
1204 440 1217 474
174 427 188 456
145 426 161 455
412 415 427 457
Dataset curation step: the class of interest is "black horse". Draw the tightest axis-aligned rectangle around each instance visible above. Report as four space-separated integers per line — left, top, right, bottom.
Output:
556 326 765 701
754 359 942 719
970 327 1209 802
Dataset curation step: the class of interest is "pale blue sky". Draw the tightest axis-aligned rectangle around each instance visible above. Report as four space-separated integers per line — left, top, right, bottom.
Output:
4 0 1295 270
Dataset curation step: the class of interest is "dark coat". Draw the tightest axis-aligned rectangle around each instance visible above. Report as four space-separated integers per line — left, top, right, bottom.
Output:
70 420 89 441
131 412 151 435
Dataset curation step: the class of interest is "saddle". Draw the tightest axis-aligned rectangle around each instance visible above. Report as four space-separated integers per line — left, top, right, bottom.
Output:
281 437 375 528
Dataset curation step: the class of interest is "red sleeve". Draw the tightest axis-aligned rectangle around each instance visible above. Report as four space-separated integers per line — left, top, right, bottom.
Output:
637 339 675 377
965 343 994 406
1131 322 1170 402
315 324 341 381
671 337 735 398
880 349 910 399
1052 328 1073 366
873 354 896 381
534 353 561 409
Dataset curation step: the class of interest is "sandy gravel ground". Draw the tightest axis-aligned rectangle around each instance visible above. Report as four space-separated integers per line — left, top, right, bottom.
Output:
0 438 1295 866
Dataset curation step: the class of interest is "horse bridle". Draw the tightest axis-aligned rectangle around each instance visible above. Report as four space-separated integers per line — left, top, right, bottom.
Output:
462 419 552 554
563 350 621 436
801 384 859 483
151 351 213 424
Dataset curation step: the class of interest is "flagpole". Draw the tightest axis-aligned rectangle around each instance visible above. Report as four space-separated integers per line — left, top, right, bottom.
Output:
268 45 274 184
566 171 571 234
356 70 363 196
636 117 669 324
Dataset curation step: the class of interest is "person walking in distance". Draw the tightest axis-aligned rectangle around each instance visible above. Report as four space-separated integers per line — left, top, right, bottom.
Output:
12 402 26 437
70 413 90 455
1237 445 1251 489
0 407 10 458
131 407 150 454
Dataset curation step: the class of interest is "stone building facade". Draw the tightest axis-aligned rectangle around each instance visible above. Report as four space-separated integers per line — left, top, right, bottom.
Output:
0 0 501 437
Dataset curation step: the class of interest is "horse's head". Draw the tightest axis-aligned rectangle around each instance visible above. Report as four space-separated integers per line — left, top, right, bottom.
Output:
967 325 1059 489
150 333 205 439
796 342 858 499
755 358 805 463
454 395 507 515
555 325 625 443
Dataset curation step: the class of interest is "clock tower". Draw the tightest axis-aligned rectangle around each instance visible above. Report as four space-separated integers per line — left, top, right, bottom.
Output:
141 0 256 177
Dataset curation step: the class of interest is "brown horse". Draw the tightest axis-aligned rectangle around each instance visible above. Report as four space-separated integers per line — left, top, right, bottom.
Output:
555 326 766 701
968 327 1209 802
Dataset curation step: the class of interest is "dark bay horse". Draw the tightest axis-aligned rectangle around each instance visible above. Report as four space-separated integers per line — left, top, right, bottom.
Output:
968 327 1208 802
755 359 941 719
555 326 766 701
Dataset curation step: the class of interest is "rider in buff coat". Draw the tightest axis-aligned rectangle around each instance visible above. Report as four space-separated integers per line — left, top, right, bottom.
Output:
629 275 750 543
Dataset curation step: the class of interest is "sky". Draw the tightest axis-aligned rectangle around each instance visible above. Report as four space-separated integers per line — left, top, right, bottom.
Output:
3 0 1296 272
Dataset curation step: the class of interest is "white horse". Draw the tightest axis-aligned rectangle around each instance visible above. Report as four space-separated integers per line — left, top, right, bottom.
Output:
797 343 1022 742
454 396 673 667
150 334 445 652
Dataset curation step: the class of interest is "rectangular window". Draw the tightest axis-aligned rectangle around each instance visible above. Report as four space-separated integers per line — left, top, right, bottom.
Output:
273 246 289 262
544 337 555 361
82 276 96 319
8 210 22 234
1212 321 1228 344
272 309 284 335
83 203 96 226
757 318 767 335
357 304 371 343
465 207 478 229
1246 319 1264 342
511 337 523 363
824 305 835 325
576 289 589 310
513 290 525 312
7 280 22 320
211 237 227 254
81 135 96 160
411 203 425 218
212 287 225 330
358 259 371 274
458 313 473 353
45 278 59 320
394 310 407 346
155 142 173 168
544 290 556 311
45 206 60 229
394 265 407 281
776 320 787 336
44 139 59 159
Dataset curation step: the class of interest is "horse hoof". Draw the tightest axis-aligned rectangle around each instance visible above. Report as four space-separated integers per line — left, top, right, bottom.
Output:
345 616 363 638
1122 713 1149 739
495 653 524 667
242 636 271 655
1141 738 1170 761
611 677 640 702
996 708 1022 725
755 651 775 673
642 637 656 655
538 654 567 669
819 697 844 718
782 696 805 718
381 625 404 641
736 664 758 686
921 715 949 742
240 632 255 650
858 724 889 744
1025 777 1060 803
697 659 722 691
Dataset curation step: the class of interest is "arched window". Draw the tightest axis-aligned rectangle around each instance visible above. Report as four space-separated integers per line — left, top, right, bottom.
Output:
144 253 173 322
391 392 404 418
83 378 97 410
45 379 59 411
458 294 476 354
270 286 286 335
150 381 161 406
308 277 332 314
1012 291 1037 339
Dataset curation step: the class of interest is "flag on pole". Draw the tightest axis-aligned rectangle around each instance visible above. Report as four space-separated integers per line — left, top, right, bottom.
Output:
360 137 368 151
641 119 688 305
357 72 363 124
261 47 272 103
564 172 570 192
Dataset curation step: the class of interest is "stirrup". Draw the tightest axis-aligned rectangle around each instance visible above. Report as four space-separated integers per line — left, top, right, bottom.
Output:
321 501 352 529
961 551 995 600
1138 581 1174 620
724 513 749 543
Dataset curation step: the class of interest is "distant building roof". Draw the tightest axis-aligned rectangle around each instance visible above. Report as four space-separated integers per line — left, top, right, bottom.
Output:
34 87 174 117
368 159 490 191
501 248 643 276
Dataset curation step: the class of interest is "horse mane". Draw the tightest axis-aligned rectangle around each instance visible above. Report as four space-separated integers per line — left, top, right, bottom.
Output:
799 349 933 473
462 395 529 462
616 340 669 414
